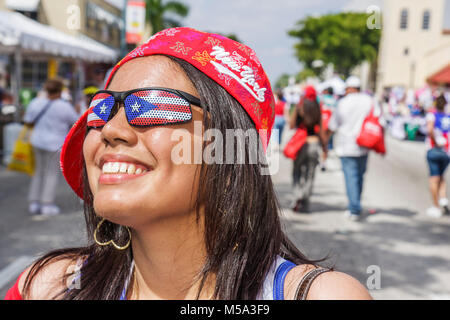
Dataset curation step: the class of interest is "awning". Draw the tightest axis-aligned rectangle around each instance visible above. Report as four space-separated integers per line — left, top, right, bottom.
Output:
0 10 118 63
5 0 40 12
428 64 450 85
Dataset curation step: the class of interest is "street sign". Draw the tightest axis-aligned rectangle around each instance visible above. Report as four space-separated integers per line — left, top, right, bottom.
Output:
125 0 146 44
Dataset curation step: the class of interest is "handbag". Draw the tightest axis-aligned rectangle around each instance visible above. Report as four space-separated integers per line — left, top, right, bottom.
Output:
7 100 53 175
7 125 35 175
283 127 308 159
356 108 386 155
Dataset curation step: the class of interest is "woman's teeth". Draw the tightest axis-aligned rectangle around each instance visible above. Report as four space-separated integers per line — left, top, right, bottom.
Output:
102 162 148 175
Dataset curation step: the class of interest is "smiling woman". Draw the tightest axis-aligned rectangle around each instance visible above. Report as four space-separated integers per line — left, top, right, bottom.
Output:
4 28 372 300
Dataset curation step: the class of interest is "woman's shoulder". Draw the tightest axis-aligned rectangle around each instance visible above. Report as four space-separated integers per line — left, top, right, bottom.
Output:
284 264 373 300
15 254 85 300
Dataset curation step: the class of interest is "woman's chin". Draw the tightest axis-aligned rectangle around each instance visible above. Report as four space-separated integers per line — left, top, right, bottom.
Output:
93 192 140 225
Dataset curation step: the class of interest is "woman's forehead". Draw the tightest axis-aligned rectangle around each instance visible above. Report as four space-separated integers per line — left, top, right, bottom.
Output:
107 55 198 96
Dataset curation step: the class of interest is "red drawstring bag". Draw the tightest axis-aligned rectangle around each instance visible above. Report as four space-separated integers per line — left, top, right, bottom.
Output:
356 109 386 155
321 109 332 131
283 127 308 159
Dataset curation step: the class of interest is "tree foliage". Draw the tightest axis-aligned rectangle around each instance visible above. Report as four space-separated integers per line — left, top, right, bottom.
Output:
274 73 290 89
288 12 381 78
145 0 189 34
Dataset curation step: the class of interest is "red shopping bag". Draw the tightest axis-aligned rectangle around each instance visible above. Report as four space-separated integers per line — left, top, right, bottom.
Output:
321 109 332 131
356 109 386 155
283 127 307 159
372 132 386 154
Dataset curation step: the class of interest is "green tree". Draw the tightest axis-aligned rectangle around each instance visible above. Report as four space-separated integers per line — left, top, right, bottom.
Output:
145 0 189 34
275 73 290 89
288 12 381 78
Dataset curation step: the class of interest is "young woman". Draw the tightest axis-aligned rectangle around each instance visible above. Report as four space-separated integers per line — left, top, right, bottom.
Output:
289 87 327 213
5 28 371 300
426 94 450 218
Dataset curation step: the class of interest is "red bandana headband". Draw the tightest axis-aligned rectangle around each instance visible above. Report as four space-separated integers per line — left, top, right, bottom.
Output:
60 27 275 198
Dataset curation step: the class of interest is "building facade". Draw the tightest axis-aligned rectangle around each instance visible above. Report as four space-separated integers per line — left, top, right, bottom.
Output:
0 0 123 99
376 0 450 95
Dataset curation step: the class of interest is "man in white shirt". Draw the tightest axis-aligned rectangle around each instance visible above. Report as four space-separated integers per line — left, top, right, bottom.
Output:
327 76 373 220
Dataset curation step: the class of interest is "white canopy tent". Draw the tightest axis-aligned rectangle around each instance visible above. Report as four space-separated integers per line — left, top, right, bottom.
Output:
0 10 118 62
0 10 119 108
5 0 40 12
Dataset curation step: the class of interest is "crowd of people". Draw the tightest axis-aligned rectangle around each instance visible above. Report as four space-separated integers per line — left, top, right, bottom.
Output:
274 76 450 220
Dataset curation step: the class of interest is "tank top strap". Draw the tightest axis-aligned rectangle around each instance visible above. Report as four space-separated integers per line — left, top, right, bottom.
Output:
272 259 296 300
294 268 331 300
119 260 135 300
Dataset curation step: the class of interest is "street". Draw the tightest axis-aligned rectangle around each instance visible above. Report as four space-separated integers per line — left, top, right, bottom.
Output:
275 134 450 299
1 134 450 299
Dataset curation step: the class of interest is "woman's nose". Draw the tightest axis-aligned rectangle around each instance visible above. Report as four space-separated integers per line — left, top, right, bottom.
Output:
101 107 138 147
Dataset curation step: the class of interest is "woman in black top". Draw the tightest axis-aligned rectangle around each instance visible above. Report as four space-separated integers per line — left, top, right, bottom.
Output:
289 93 327 212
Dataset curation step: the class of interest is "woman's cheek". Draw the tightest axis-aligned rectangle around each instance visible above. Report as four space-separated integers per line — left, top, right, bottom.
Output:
83 130 102 194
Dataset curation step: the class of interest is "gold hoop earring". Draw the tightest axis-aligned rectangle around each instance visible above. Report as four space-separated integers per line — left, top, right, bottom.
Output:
94 218 131 250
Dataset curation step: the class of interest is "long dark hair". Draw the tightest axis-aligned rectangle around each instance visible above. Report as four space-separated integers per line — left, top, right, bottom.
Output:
299 97 321 129
22 56 323 300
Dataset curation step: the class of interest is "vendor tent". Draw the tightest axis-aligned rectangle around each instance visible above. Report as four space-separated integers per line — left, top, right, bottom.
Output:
0 10 118 63
427 64 450 86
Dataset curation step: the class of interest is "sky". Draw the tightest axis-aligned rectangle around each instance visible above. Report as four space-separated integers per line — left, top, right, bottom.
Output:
180 0 356 84
107 0 378 84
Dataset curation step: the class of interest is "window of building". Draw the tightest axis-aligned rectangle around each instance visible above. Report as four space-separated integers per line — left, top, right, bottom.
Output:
22 60 48 91
404 47 409 56
422 10 431 30
400 9 408 29
85 2 122 47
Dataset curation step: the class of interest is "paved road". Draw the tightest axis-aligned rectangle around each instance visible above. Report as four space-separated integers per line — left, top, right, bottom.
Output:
0 165 85 297
1 134 450 299
273 134 450 300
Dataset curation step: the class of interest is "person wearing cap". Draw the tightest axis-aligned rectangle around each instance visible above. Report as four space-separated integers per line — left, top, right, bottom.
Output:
289 86 326 213
75 86 99 116
6 28 371 300
327 76 373 221
318 87 337 171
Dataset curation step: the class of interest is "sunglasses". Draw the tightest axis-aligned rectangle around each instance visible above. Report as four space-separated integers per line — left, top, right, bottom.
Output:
87 87 202 128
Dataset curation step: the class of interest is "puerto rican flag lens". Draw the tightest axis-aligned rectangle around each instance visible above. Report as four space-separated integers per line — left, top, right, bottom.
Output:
124 90 192 126
87 93 115 128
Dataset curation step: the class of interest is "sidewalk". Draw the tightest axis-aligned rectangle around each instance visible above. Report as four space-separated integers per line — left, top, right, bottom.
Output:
271 133 450 299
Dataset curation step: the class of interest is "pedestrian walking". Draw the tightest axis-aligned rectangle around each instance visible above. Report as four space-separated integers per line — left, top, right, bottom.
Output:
74 86 99 116
272 90 288 148
326 76 373 221
289 86 326 213
23 78 79 216
5 28 371 300
425 94 450 218
318 87 337 171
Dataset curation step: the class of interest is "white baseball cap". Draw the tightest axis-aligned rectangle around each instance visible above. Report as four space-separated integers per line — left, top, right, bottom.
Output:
345 76 361 88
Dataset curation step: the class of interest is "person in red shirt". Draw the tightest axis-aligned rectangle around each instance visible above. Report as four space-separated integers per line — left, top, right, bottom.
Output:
273 90 288 147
